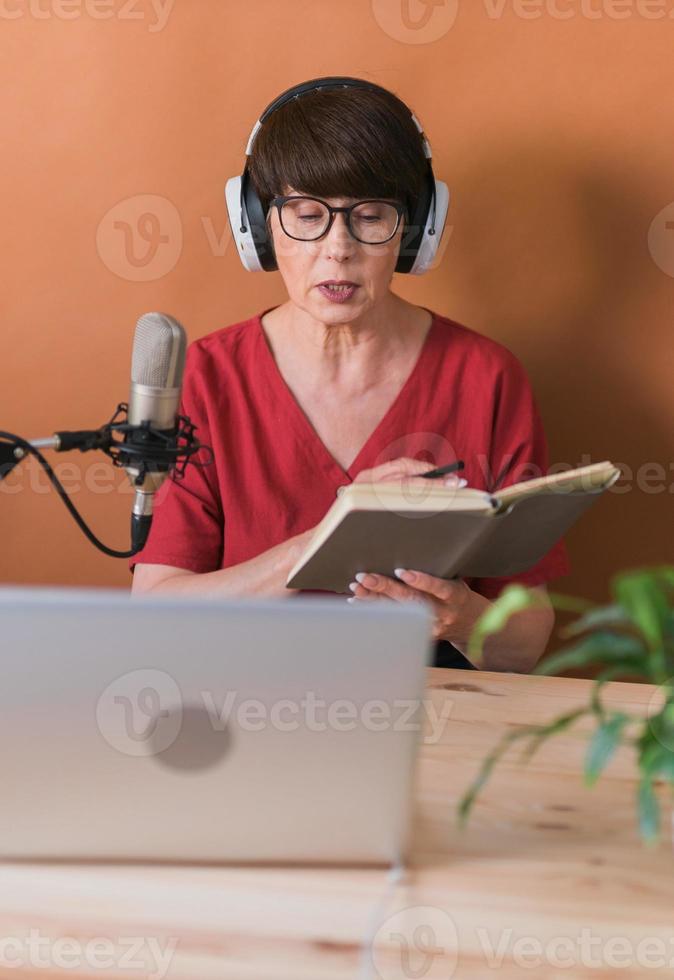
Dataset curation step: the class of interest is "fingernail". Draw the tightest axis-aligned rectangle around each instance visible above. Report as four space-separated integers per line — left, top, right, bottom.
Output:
346 596 357 604
355 573 367 584
395 568 414 582
349 581 359 592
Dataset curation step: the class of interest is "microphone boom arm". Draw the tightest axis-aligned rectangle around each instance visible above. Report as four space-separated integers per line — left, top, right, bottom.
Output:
0 404 212 558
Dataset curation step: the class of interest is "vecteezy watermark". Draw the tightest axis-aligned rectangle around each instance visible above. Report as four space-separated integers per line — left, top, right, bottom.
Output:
97 668 183 757
371 0 460 43
96 194 183 282
370 0 674 42
476 927 674 969
94 200 455 281
0 930 177 979
648 201 674 278
0 0 176 31
481 0 674 19
369 914 674 976
0 457 135 496
473 455 674 496
353 441 674 523
3 441 673 505
96 670 455 760
199 690 453 743
371 905 459 979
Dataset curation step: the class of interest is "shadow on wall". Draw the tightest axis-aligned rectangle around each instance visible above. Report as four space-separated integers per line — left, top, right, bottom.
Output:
443 139 672 617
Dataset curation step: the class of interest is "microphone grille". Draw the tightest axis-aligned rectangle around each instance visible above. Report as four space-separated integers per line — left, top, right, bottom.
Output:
131 313 187 388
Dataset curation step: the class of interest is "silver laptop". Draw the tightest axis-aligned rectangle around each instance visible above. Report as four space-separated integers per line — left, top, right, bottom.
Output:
0 587 433 865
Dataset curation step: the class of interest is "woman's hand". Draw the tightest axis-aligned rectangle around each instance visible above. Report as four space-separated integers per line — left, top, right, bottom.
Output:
352 456 466 489
348 456 477 643
271 525 319 590
346 568 490 647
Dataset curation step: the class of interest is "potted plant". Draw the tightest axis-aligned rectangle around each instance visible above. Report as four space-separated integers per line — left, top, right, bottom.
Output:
458 566 674 842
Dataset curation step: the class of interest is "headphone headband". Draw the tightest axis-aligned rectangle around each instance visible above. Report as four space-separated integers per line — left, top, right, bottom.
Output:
245 77 433 159
225 76 449 275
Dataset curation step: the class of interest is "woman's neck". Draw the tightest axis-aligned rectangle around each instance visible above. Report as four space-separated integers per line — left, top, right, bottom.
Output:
260 294 432 394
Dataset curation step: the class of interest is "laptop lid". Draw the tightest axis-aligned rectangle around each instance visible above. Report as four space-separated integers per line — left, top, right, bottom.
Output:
0 588 433 866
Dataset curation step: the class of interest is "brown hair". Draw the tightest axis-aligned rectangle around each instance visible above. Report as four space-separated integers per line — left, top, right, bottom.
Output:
247 85 429 219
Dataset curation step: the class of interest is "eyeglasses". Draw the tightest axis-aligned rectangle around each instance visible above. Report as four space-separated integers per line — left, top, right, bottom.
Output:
269 195 405 245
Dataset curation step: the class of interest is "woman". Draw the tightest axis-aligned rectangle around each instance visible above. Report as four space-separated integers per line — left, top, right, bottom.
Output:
131 78 569 672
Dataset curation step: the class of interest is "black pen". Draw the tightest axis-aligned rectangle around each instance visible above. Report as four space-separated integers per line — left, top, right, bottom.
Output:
420 460 465 480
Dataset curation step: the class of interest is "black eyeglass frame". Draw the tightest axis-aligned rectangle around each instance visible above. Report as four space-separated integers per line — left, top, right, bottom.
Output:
268 194 407 245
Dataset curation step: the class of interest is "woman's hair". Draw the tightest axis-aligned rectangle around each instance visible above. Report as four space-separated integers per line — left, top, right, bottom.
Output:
247 85 429 219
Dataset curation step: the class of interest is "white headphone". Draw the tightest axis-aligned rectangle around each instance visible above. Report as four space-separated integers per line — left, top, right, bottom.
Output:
225 76 449 275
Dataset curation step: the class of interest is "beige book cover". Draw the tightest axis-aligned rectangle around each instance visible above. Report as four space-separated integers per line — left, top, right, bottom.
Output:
286 461 620 593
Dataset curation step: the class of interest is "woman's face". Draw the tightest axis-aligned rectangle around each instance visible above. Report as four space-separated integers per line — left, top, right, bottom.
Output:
267 186 405 325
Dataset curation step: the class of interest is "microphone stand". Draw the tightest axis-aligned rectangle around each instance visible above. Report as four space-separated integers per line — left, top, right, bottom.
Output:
0 404 211 558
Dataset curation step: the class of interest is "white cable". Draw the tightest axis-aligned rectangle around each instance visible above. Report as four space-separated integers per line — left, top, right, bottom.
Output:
358 859 407 979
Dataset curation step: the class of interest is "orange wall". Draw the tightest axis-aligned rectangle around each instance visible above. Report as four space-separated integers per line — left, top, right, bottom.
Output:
2 0 673 608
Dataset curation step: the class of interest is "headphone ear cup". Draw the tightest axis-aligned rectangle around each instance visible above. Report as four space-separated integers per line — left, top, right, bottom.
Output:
225 176 263 272
224 173 277 272
241 170 278 272
408 179 450 276
395 169 434 275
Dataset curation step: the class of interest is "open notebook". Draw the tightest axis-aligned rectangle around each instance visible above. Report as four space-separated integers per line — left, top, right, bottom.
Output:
286 461 620 593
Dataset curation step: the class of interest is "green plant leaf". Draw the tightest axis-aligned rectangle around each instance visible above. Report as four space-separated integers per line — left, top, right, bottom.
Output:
467 584 543 663
458 708 589 823
641 705 674 779
545 591 594 614
457 743 505 825
560 604 632 639
637 777 660 843
535 634 646 677
613 570 669 680
648 749 674 781
590 664 645 719
519 707 590 762
584 712 629 786
458 565 674 844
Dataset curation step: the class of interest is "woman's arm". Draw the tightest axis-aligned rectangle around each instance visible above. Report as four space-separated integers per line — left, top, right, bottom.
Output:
131 526 316 600
349 569 555 674
446 583 555 673
133 457 453 600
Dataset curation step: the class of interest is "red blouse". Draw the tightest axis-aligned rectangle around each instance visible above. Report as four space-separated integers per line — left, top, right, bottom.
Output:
130 308 570 599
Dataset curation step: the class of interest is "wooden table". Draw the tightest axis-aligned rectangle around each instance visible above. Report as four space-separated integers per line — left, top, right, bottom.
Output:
1 668 673 979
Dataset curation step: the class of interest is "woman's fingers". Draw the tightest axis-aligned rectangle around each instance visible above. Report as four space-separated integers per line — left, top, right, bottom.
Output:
394 568 465 602
353 457 467 489
348 572 426 603
353 457 436 484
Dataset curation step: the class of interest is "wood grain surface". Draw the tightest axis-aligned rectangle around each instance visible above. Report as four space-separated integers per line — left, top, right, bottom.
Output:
0 668 672 979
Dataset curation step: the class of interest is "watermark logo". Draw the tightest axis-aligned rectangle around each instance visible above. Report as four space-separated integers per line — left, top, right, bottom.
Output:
96 194 182 281
482 0 674 21
361 435 467 519
648 201 674 278
0 930 177 979
371 905 458 978
96 678 454 757
96 668 182 757
476 926 674 970
0 0 176 32
371 0 460 43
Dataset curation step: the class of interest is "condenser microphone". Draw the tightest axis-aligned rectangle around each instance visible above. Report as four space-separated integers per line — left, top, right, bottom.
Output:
1 311 208 558
122 312 188 551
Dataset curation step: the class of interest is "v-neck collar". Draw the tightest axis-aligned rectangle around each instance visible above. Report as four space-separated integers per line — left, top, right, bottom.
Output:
255 307 439 483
